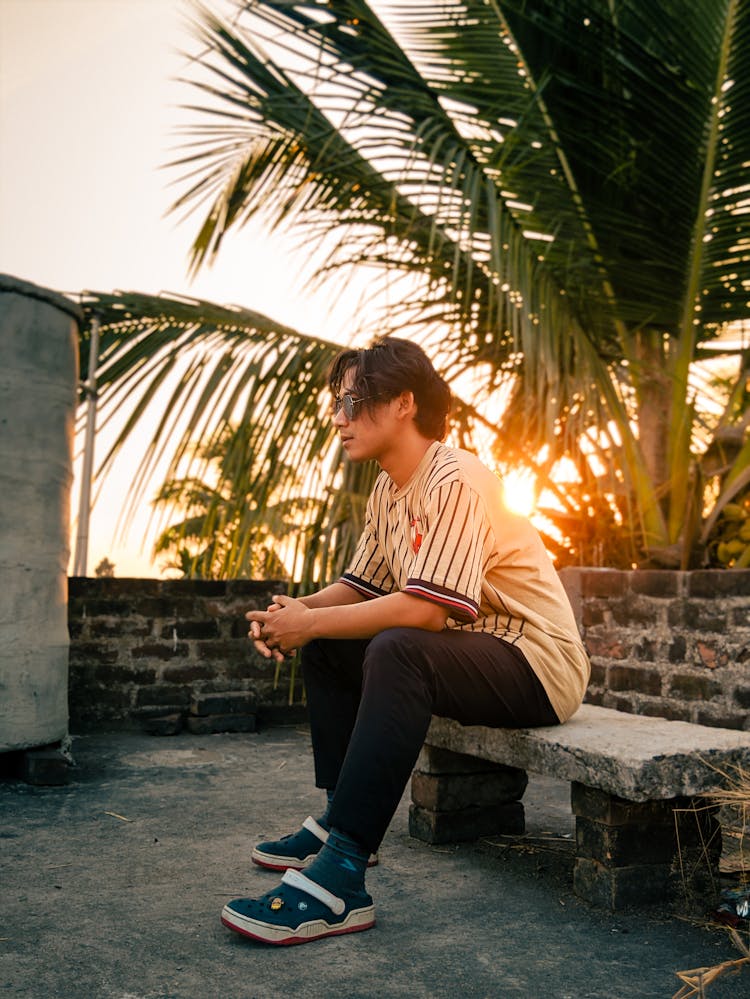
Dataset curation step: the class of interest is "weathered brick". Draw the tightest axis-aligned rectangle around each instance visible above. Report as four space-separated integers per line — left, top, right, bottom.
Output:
142 713 183 736
104 665 157 685
666 600 686 627
161 579 227 598
585 633 629 659
695 641 730 670
576 817 676 866
601 692 637 713
136 684 191 708
411 769 527 811
688 571 750 597
731 606 750 627
669 673 723 700
69 642 120 665
408 801 524 844
608 664 662 696
90 619 150 639
130 642 189 660
226 579 287 598
677 602 728 632
581 603 606 627
190 691 257 716
630 571 680 597
571 783 675 825
196 639 248 663
583 689 605 706
580 570 628 598
21 747 71 786
695 708 746 730
160 620 220 640
82 686 134 711
587 661 607 686
668 634 687 662
633 638 657 662
135 703 188 722
221 659 272 681
131 597 185 618
162 663 216 683
573 857 670 910
69 598 133 617
230 617 255 638
415 745 526 779
610 595 661 626
69 577 156 599
640 701 691 722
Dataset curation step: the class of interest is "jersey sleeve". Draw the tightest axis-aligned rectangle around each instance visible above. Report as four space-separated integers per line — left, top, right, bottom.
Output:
404 478 492 621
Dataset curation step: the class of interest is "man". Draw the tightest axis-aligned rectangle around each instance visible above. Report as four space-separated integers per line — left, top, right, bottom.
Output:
221 337 590 945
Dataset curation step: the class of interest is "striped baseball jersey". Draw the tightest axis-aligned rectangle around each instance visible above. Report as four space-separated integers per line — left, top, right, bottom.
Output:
341 441 590 722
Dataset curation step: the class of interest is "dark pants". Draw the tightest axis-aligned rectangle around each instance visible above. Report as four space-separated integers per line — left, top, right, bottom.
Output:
301 627 559 855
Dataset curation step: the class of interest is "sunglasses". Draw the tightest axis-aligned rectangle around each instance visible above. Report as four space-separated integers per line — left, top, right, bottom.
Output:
331 392 382 421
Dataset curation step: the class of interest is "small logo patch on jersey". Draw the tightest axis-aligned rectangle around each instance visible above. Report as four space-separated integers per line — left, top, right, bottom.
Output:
410 518 423 554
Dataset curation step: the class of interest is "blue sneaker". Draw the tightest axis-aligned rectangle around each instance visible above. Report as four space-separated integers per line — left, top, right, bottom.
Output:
221 868 376 945
252 816 378 871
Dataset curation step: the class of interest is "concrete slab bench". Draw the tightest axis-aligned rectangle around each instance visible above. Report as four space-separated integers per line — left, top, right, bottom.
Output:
409 703 750 911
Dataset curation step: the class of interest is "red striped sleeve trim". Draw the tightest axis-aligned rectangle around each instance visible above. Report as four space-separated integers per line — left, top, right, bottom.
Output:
404 578 479 621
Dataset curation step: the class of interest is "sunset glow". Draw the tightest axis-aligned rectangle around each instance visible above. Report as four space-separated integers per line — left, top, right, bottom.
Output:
502 468 537 517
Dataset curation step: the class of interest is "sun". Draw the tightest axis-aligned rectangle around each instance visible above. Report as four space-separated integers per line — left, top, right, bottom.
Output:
502 469 537 518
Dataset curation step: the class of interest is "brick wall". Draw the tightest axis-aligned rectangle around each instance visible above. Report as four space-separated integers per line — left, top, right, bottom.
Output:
68 577 300 732
68 569 750 733
562 568 750 730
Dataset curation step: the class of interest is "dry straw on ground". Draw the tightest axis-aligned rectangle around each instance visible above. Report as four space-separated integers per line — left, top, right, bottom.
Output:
673 763 750 998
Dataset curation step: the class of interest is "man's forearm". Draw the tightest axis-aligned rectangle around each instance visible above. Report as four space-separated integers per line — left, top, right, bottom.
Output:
298 581 367 609
307 591 448 641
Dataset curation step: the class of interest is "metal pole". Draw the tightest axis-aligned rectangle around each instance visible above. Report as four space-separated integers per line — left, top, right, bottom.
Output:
72 315 100 577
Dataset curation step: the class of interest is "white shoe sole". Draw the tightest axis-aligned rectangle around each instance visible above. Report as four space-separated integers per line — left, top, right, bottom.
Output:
221 903 376 945
250 847 317 871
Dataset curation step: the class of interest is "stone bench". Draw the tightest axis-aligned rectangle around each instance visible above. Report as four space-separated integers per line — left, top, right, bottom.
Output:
409 703 750 911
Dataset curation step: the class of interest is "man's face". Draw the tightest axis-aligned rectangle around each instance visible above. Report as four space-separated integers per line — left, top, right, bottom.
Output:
332 367 401 464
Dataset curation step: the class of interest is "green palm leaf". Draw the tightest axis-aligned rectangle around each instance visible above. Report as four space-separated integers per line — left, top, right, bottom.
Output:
79 0 749 575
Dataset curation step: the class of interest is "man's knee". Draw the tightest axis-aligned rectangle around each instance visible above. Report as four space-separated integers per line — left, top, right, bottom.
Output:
366 626 424 655
363 627 435 682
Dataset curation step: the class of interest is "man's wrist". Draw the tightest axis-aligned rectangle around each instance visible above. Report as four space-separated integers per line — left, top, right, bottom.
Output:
307 606 321 642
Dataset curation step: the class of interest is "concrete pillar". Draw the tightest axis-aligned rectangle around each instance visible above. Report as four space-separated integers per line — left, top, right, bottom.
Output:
0 274 82 751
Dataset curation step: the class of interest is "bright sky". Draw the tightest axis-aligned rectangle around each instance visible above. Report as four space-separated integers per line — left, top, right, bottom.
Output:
0 0 373 577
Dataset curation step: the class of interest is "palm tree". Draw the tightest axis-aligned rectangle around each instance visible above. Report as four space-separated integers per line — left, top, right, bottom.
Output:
81 0 749 579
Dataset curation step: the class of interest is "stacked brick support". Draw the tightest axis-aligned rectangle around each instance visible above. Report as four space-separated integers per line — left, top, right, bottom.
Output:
571 784 722 911
409 745 527 843
67 577 298 731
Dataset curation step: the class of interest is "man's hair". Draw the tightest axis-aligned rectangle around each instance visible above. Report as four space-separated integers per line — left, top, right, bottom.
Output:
328 336 452 440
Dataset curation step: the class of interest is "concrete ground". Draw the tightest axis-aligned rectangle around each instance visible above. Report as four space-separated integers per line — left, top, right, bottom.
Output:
1 725 748 999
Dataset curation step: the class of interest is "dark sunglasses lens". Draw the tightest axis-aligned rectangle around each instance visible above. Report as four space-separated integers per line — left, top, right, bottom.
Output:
343 394 356 420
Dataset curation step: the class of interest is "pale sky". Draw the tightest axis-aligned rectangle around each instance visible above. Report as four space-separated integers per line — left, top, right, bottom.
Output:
0 0 374 577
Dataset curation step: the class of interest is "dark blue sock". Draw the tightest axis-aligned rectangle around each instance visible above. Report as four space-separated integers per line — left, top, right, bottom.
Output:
304 826 369 895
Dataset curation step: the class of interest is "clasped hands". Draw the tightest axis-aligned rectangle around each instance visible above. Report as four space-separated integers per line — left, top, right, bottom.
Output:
246 595 312 662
